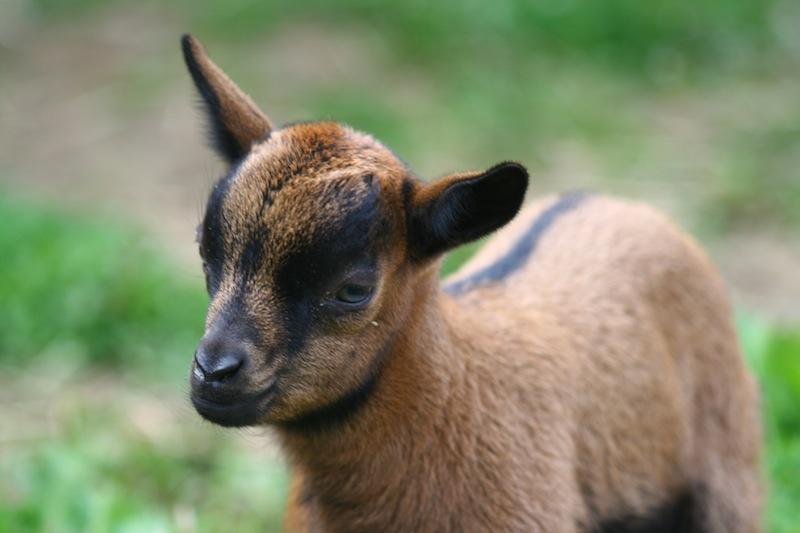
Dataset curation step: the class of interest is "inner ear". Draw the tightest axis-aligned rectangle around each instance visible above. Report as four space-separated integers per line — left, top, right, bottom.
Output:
410 162 528 260
181 34 272 163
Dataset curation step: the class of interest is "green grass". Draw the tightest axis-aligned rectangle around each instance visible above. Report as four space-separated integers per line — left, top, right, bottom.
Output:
764 332 800 533
32 0 790 77
0 191 798 532
0 192 207 374
739 316 800 533
0 400 289 532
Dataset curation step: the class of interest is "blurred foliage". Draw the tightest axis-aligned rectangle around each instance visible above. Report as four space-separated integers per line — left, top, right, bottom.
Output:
708 113 800 231
184 0 797 231
0 406 288 532
739 316 800 533
16 0 800 231
30 0 795 76
0 192 207 373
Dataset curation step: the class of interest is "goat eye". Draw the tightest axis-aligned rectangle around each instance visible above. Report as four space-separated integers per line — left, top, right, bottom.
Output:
334 283 374 306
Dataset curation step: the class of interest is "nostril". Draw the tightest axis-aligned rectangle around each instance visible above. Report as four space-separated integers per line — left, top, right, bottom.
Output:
194 349 244 383
194 351 209 376
206 353 243 380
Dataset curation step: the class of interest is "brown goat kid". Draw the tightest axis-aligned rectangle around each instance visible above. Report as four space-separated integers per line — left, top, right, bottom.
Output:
180 35 762 532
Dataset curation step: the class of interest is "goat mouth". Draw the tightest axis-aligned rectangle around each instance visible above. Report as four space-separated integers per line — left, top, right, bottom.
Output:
191 383 276 427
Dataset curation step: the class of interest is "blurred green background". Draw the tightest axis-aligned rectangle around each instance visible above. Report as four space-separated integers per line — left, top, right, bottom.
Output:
1 0 799 531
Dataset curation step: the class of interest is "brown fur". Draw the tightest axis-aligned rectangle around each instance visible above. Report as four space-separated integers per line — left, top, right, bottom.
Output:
180 35 762 532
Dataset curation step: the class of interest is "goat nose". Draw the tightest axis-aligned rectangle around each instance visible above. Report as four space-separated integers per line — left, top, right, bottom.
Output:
194 348 244 383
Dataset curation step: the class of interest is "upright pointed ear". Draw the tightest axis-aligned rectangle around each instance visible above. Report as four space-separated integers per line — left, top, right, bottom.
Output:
181 34 272 164
408 162 528 260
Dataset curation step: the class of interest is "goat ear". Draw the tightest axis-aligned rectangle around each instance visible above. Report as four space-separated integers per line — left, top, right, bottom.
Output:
181 34 272 164
409 162 529 260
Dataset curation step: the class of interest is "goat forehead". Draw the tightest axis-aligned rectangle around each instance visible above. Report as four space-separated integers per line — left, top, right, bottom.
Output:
220 125 350 219
222 164 375 244
206 176 379 296
219 123 386 221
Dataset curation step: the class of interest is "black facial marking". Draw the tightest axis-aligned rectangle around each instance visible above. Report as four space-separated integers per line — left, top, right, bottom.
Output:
237 226 268 282
401 175 415 219
445 191 590 295
592 489 704 533
275 179 382 299
282 288 315 357
274 183 383 355
200 164 241 294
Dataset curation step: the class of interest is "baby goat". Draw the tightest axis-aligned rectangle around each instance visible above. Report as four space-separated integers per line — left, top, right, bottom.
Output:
180 35 762 532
